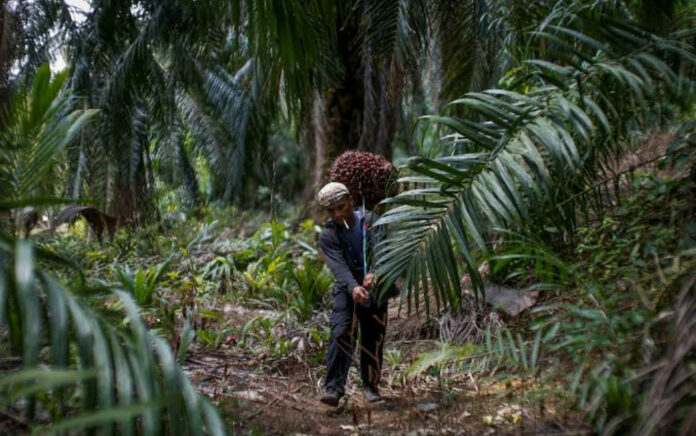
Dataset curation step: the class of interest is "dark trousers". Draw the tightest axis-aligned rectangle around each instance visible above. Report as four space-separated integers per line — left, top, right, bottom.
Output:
325 289 388 396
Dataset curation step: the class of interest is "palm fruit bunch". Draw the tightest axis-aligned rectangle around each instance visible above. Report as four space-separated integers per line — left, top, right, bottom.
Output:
329 150 398 210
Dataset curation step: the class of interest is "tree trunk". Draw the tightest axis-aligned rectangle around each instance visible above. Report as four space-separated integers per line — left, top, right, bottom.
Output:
302 92 328 219
178 132 200 208
324 12 364 160
304 12 406 218
112 149 155 225
0 0 14 113
303 13 364 219
111 113 157 225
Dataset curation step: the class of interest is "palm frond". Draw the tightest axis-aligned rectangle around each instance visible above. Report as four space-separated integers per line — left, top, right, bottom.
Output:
635 271 696 436
0 65 96 204
375 15 696 312
175 60 271 202
0 233 226 434
11 0 77 78
235 0 336 111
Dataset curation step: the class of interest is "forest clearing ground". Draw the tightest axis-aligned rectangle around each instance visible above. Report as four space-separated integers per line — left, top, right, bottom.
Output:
183 300 575 435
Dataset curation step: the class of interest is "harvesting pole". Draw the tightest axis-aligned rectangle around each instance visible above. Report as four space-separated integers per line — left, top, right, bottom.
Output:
362 194 367 278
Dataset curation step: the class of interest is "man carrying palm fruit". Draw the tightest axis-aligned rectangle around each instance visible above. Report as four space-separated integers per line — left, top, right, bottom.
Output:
316 182 397 406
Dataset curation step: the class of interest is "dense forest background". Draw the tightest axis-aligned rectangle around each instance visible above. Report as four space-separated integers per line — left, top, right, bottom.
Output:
1 0 696 434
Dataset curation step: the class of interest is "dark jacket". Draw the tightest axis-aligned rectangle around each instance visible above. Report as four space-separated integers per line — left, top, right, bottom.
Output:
318 210 398 303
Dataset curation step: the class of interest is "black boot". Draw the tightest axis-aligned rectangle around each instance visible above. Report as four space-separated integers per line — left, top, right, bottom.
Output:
363 387 383 403
320 390 342 407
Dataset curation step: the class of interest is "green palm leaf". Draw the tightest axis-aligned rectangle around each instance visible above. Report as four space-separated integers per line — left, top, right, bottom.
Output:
375 14 696 312
0 64 96 202
0 238 226 435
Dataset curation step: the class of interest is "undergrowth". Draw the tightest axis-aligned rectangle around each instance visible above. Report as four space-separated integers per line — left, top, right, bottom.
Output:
17 160 696 434
34 204 334 368
403 169 696 434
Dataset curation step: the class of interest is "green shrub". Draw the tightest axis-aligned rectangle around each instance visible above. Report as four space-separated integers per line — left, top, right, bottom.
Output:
288 257 333 322
115 260 171 306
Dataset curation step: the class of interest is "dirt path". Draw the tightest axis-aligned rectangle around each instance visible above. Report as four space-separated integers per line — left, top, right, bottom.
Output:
186 348 508 435
184 303 571 434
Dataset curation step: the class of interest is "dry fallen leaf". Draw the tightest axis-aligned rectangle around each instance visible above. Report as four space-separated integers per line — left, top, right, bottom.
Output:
458 410 471 420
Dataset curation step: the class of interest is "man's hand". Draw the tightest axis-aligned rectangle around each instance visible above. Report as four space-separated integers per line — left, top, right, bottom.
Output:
351 286 369 304
363 273 377 291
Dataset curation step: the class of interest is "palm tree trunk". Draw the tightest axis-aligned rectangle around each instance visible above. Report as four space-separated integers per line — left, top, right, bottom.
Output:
302 92 328 218
178 133 199 208
324 12 364 160
304 13 405 216
70 142 86 199
112 154 156 225
0 0 14 112
303 14 364 218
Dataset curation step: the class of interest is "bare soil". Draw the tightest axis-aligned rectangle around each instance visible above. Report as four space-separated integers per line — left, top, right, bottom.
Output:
185 301 579 435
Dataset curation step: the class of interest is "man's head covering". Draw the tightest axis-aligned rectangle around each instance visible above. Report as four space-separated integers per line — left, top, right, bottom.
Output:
318 182 350 207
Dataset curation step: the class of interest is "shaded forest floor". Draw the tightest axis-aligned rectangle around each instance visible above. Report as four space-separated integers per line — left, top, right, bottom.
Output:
181 300 580 435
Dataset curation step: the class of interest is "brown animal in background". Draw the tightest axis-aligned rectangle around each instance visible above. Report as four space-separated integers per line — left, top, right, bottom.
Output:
16 207 39 237
54 205 125 245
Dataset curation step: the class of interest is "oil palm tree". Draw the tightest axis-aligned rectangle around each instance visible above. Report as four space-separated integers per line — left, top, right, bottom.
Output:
13 0 519 214
11 0 231 221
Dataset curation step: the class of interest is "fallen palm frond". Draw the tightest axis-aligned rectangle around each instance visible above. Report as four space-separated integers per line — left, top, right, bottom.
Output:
635 270 696 436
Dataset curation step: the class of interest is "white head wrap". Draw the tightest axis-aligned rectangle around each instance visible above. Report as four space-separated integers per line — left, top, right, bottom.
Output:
317 182 350 207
